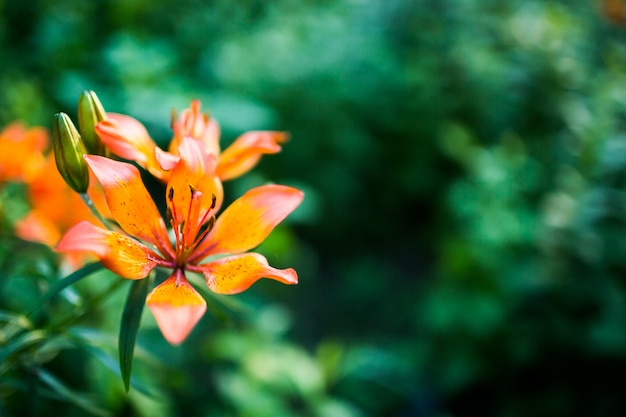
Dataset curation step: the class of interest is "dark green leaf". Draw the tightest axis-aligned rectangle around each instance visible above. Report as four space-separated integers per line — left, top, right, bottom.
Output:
0 310 32 327
34 366 112 417
0 330 47 364
83 343 157 397
28 261 104 318
119 276 152 393
66 327 158 396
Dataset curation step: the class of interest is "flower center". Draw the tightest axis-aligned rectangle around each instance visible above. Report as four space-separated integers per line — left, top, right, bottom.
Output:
166 184 216 267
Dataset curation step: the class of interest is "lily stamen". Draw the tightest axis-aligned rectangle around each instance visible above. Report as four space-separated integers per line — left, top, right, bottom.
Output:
182 185 201 252
187 214 216 257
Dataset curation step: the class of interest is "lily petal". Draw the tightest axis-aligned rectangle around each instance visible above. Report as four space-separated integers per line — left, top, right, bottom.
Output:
95 114 153 164
95 114 167 180
199 115 221 157
56 221 160 279
15 211 62 247
146 272 207 345
0 123 48 183
84 155 171 254
191 184 303 259
155 146 180 172
170 100 221 157
167 137 223 229
199 252 298 295
217 131 288 181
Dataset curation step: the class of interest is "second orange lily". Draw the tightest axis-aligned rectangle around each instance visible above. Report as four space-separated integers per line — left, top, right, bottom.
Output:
56 138 303 344
95 100 288 182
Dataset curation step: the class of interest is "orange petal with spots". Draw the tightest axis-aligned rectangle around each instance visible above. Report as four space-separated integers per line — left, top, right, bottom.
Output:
200 252 298 295
217 131 288 181
84 155 171 254
191 184 303 259
95 114 167 180
56 221 160 279
146 272 207 345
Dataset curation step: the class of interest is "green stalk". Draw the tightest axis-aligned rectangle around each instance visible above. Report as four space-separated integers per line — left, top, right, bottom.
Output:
80 193 115 230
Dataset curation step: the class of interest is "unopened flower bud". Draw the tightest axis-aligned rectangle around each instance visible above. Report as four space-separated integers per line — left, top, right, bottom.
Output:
52 112 90 193
77 90 107 155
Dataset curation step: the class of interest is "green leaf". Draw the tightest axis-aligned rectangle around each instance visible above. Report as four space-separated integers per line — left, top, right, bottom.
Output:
66 327 158 397
119 276 152 393
83 343 157 397
0 310 32 328
34 366 112 417
28 261 104 318
0 310 33 341
0 330 47 365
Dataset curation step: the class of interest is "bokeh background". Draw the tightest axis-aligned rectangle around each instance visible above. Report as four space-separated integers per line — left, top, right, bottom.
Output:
3 0 626 416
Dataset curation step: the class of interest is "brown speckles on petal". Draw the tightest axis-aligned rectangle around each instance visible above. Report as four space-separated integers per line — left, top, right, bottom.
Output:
84 155 171 253
200 252 298 295
191 184 303 259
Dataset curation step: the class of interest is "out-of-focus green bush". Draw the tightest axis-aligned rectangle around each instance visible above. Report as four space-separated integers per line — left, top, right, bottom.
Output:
5 0 626 416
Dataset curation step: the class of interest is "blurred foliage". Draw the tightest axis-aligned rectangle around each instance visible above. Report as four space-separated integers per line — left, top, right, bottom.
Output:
4 0 626 416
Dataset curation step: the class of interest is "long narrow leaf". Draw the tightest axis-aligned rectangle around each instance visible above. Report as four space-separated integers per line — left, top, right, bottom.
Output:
34 366 112 417
28 261 104 317
65 327 157 396
0 310 32 328
0 330 47 364
0 310 33 341
83 343 156 397
119 276 152 392
47 278 124 333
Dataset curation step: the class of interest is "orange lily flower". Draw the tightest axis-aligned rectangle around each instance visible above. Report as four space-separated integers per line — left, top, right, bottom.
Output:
95 100 288 182
15 155 103 249
0 122 48 184
0 122 103 266
56 138 303 344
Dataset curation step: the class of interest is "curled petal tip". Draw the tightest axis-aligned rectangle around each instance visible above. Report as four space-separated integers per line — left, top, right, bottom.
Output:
216 131 290 180
95 114 161 176
202 253 299 295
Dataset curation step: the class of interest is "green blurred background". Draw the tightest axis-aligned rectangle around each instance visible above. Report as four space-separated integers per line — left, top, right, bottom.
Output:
4 0 626 416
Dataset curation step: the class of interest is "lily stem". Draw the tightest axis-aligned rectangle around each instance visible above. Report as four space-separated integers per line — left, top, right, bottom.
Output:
80 193 115 230
47 278 126 333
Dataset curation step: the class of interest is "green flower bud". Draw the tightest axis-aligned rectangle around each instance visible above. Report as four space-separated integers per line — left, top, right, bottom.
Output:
52 112 90 193
77 90 107 155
